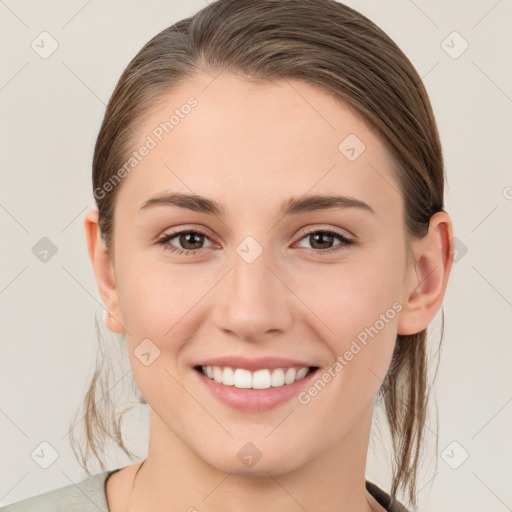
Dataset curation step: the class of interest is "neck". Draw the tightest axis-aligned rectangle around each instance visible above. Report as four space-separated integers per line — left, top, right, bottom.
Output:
126 407 382 512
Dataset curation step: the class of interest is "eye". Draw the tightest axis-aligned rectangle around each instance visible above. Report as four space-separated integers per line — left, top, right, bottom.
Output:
157 229 214 256
156 227 355 257
294 228 354 254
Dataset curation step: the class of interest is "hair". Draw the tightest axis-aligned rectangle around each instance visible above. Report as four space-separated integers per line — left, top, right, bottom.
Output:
70 0 447 509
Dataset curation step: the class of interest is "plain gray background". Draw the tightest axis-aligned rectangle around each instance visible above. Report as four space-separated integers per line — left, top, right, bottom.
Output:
1 1 511 510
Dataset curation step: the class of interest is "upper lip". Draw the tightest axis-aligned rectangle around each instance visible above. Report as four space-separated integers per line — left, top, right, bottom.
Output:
194 356 318 372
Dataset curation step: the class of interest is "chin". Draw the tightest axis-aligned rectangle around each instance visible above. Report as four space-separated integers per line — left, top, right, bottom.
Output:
200 441 310 477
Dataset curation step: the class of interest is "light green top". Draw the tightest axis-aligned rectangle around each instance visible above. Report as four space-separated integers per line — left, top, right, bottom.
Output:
0 469 409 511
0 469 118 512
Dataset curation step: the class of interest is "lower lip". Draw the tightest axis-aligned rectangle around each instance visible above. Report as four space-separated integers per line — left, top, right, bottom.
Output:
193 367 319 412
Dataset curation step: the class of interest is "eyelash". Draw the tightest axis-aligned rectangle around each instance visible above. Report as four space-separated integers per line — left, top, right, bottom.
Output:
156 227 355 257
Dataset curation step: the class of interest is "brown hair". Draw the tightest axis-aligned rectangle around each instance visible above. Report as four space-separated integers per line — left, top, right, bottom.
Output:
71 0 446 508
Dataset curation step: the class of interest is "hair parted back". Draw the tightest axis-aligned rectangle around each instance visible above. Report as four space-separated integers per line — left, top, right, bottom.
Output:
70 1 446 509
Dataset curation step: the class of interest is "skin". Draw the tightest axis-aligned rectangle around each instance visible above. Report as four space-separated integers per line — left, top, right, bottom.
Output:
84 72 454 512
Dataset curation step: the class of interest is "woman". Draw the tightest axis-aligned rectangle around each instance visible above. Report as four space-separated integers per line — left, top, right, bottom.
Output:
1 0 454 510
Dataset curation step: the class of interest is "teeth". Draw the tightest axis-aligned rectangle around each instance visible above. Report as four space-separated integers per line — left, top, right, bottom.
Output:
234 368 252 388
201 365 312 389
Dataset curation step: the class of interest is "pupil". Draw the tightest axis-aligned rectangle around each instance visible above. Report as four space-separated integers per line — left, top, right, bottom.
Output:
311 232 333 249
181 232 203 249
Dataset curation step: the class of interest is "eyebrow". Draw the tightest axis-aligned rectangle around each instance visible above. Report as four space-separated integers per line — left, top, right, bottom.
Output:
139 192 375 217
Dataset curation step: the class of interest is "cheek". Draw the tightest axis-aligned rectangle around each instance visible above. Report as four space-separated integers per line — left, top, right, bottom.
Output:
295 254 403 395
115 242 212 338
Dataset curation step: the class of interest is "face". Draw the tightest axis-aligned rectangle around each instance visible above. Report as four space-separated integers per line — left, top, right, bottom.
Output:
101 73 418 475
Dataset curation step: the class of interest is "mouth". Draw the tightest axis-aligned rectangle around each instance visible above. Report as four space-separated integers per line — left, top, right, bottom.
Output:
192 363 321 412
193 365 319 389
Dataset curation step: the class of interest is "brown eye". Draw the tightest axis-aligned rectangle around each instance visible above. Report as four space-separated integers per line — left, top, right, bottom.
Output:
295 229 354 254
157 230 213 255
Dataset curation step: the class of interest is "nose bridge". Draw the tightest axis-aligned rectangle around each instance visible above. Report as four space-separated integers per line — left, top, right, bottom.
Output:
212 236 293 340
232 237 273 303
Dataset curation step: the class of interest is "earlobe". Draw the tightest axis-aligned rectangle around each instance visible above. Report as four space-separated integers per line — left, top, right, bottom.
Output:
397 211 454 335
84 209 125 335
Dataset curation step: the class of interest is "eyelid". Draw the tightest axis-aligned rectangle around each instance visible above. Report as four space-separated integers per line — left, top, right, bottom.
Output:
156 224 217 242
294 224 355 242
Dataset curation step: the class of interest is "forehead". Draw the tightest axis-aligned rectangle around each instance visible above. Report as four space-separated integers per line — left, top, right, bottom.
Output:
116 72 402 218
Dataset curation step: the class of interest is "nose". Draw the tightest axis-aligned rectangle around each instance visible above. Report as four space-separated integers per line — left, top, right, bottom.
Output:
211 243 294 343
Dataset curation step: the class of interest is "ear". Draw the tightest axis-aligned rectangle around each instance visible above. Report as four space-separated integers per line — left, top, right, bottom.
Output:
397 211 454 335
84 209 126 335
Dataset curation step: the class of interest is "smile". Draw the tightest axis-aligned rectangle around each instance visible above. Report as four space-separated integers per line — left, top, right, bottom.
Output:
198 365 314 389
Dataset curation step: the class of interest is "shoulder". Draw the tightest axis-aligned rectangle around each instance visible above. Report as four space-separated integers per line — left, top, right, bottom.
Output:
366 481 410 512
0 469 120 512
